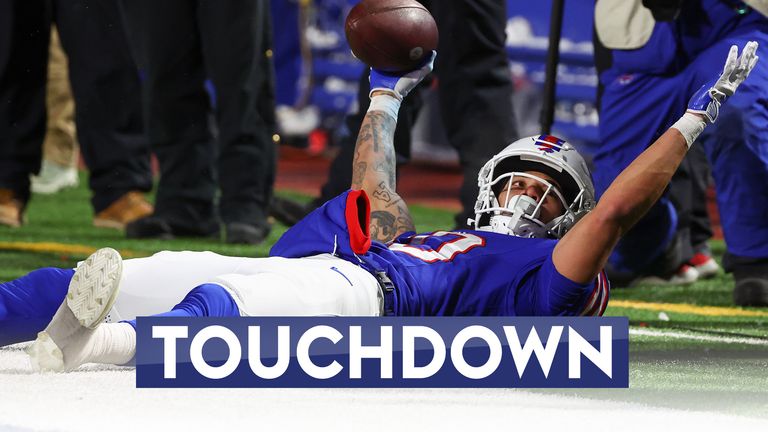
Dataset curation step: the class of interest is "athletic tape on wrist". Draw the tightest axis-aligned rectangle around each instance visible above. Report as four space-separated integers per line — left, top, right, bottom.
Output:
368 94 401 121
671 112 707 149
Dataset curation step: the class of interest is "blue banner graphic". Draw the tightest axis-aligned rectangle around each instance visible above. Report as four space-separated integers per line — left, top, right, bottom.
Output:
136 317 629 388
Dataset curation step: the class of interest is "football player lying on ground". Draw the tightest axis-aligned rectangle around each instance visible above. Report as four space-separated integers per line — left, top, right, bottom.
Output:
0 42 758 372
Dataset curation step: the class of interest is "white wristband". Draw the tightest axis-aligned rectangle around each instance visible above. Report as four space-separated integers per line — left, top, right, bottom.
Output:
368 94 401 121
671 112 707 149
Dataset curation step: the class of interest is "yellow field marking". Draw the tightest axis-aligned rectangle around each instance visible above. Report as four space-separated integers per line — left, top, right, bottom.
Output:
610 299 768 317
0 241 142 259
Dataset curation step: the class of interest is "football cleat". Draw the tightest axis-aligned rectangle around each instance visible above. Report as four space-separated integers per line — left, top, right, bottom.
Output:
27 247 123 371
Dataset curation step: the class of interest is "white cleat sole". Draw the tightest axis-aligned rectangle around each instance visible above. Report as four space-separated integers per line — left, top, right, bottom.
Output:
27 248 124 372
67 247 123 329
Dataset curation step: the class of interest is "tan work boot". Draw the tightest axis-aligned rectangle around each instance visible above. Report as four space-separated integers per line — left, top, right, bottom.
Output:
93 191 154 230
0 189 24 228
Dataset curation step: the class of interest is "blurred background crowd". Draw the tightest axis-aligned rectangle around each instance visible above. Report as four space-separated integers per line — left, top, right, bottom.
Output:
1 0 767 306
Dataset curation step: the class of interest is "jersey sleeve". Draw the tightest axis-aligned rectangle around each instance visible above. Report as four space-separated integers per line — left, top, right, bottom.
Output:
578 270 610 317
517 254 610 317
270 190 371 259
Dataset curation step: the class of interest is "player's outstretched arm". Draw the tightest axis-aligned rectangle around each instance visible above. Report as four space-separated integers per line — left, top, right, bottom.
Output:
351 53 436 243
553 41 759 283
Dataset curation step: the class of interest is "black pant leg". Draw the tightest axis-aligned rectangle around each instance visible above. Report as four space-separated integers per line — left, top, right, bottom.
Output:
54 0 152 212
668 142 713 261
668 154 695 264
122 0 217 229
0 1 52 203
196 0 276 225
687 143 714 250
433 0 517 228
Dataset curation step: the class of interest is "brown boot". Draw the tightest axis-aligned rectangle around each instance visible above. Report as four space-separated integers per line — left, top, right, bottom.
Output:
0 189 24 228
93 191 154 230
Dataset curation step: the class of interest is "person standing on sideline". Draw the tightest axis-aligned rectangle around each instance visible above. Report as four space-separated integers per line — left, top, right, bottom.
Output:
593 0 768 305
119 0 278 244
0 0 154 230
30 27 80 195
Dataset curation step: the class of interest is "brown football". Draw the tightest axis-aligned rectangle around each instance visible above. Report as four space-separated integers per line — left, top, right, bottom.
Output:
345 0 438 72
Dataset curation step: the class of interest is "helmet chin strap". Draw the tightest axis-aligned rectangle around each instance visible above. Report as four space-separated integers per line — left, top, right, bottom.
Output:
488 195 549 238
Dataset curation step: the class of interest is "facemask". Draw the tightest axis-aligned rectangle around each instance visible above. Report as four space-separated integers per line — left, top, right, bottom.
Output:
487 194 550 238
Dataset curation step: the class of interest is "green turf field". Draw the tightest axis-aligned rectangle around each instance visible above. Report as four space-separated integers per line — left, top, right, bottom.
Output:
2 176 767 416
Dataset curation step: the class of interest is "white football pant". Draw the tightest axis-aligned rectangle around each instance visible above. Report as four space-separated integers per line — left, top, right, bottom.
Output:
101 251 381 322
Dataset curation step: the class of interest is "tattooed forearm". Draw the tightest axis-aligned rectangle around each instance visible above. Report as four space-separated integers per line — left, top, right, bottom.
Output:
352 162 366 189
372 181 393 203
351 111 397 190
352 104 416 242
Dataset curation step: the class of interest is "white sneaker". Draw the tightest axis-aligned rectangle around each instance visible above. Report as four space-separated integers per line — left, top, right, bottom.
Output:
27 247 123 371
30 160 79 194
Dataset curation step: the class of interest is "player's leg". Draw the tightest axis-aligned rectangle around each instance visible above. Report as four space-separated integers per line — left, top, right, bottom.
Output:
210 254 381 316
107 250 270 322
27 248 250 371
0 267 74 346
28 251 380 371
0 249 267 349
120 254 380 320
27 248 134 371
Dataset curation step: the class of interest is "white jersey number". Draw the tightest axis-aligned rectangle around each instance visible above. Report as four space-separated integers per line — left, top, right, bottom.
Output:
388 231 485 263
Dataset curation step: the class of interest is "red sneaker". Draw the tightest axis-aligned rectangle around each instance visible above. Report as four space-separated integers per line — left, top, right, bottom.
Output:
689 252 720 279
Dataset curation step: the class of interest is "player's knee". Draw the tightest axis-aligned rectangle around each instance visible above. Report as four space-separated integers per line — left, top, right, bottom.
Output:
180 283 240 317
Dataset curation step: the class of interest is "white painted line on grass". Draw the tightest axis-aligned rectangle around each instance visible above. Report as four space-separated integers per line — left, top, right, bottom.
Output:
630 328 768 346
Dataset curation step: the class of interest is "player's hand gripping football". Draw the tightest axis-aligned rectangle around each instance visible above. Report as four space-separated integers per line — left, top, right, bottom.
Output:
369 51 437 101
687 41 759 123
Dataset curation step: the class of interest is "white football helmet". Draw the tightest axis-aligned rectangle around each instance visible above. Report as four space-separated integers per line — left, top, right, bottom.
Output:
470 134 596 238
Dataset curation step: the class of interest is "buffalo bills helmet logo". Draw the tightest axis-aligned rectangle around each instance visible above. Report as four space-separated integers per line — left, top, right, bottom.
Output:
535 135 566 153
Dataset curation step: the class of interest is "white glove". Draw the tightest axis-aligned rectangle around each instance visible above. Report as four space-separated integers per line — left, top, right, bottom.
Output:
687 41 759 123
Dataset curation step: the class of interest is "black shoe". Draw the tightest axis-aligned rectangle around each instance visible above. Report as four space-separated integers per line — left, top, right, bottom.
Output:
732 261 768 307
225 222 271 245
269 196 316 227
126 215 218 240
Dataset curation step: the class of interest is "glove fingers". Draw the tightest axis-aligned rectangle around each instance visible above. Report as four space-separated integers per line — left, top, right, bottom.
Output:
739 44 753 70
749 55 759 76
724 45 739 75
739 42 759 80
745 42 759 75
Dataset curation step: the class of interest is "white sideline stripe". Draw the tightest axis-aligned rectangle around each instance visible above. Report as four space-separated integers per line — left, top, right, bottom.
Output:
630 328 768 346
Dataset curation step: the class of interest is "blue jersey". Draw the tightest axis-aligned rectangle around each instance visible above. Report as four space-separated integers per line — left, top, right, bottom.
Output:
604 0 767 78
271 190 608 317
